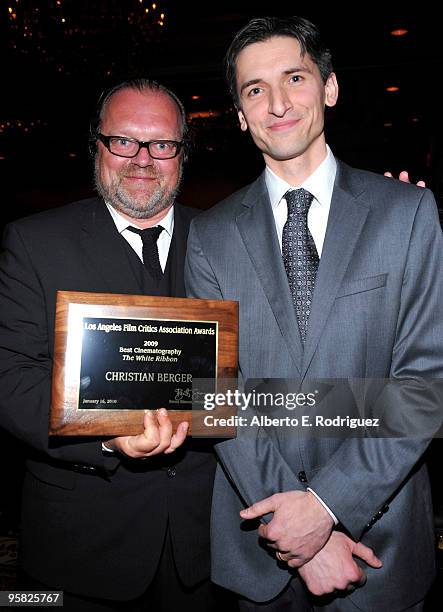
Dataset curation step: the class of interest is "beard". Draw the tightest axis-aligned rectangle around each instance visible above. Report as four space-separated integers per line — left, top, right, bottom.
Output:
94 160 183 220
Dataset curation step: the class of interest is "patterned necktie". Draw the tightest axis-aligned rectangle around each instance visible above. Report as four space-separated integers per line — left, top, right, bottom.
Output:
127 225 164 283
282 188 319 343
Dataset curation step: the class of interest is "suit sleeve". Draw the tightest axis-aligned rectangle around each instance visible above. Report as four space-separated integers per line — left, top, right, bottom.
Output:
0 222 119 471
308 189 443 538
185 219 225 301
185 219 306 514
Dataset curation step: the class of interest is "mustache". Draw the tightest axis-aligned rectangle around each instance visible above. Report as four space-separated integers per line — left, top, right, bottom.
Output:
119 166 160 179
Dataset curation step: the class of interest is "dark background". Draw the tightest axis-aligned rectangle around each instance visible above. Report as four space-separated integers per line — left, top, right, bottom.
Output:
1 1 443 603
1 2 443 224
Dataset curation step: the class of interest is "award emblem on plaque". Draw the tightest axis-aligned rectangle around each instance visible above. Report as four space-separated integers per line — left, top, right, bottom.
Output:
50 291 238 436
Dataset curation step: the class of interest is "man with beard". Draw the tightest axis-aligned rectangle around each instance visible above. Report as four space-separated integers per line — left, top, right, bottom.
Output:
0 79 224 611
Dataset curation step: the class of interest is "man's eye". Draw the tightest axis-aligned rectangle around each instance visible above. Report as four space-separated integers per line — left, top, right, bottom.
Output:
113 138 133 147
153 142 170 150
152 142 175 155
289 75 302 83
248 87 262 97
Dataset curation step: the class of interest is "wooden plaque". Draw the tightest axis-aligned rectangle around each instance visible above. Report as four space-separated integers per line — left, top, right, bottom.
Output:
50 291 238 437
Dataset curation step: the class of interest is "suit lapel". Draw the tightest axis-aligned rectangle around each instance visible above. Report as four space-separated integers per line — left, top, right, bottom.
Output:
80 199 142 295
236 174 303 375
302 162 370 376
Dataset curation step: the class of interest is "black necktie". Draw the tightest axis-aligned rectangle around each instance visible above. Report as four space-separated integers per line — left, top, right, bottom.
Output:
282 188 319 343
127 225 164 283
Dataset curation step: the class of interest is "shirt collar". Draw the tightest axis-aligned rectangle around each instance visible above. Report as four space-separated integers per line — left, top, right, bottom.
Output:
105 202 174 236
265 145 337 209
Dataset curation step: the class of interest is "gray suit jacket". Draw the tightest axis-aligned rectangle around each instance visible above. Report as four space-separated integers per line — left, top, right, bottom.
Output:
185 161 443 611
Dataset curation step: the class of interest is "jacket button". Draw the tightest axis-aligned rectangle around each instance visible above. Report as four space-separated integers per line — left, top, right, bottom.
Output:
167 467 176 478
298 471 308 483
73 464 97 474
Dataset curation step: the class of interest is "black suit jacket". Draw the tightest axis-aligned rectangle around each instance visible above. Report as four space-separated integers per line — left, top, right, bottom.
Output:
0 198 216 600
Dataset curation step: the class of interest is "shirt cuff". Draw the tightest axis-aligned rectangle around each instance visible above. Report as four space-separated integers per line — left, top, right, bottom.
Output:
307 487 339 525
102 442 115 454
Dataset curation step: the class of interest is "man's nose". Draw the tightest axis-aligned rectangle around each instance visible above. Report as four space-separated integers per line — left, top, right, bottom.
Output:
131 144 154 166
268 87 292 116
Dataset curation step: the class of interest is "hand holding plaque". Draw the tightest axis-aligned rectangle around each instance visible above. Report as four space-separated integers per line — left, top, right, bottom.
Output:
104 408 189 457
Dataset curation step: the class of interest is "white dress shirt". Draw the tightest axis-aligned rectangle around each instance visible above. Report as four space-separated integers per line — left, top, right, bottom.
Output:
101 203 174 455
106 203 174 272
265 145 337 257
265 146 339 525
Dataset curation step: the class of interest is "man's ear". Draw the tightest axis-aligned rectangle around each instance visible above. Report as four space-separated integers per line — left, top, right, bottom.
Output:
325 72 339 108
237 108 248 132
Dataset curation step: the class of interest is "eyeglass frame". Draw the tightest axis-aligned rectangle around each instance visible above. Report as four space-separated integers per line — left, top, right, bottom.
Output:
96 133 184 159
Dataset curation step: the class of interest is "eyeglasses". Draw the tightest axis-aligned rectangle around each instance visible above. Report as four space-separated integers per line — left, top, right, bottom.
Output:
97 133 183 159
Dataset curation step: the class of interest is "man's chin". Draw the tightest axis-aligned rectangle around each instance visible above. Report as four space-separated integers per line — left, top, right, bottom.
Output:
119 185 157 199
113 194 171 220
116 204 160 219
263 146 308 163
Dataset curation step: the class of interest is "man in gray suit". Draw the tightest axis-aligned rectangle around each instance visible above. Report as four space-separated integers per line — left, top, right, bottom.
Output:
185 16 443 612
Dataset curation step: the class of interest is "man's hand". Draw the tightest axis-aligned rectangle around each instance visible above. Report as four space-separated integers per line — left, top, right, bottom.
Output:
104 408 188 458
240 491 334 567
297 531 382 596
384 170 426 187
